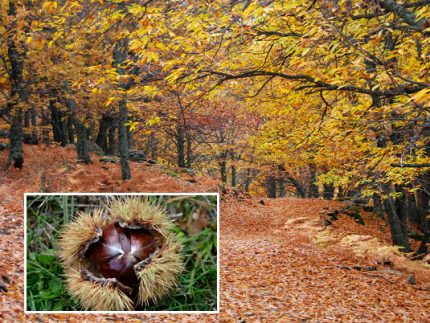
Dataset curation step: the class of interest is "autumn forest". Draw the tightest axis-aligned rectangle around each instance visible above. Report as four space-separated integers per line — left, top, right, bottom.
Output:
1 0 430 321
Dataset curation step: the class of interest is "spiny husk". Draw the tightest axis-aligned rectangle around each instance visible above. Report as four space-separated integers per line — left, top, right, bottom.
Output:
108 198 173 239
58 198 184 311
64 268 134 311
58 209 106 268
136 237 184 305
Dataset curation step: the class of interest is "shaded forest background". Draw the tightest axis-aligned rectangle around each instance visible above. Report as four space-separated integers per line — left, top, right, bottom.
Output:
1 0 430 255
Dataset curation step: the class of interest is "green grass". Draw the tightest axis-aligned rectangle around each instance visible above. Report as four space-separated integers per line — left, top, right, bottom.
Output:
26 195 218 312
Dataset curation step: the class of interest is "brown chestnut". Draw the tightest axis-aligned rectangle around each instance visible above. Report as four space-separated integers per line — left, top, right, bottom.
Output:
58 198 183 311
86 222 158 289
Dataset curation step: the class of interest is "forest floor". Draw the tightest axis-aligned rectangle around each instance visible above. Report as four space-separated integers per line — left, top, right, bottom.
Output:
1 144 430 322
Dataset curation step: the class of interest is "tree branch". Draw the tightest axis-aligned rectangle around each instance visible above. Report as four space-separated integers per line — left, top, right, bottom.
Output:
204 69 426 98
253 29 301 38
378 0 427 28
352 0 430 21
391 163 430 168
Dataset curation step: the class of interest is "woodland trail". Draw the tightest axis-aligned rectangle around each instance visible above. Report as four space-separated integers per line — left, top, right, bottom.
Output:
219 198 430 322
1 145 430 321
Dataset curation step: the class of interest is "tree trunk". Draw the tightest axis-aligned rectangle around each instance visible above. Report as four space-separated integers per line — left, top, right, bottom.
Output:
146 132 157 160
63 81 90 163
72 117 91 164
287 175 306 198
41 111 50 144
372 193 384 219
61 113 68 146
244 168 252 192
394 187 410 242
50 99 61 142
6 113 24 170
278 179 286 197
67 116 75 144
29 106 38 144
416 217 429 256
107 120 117 155
323 184 335 200
118 98 131 180
218 151 228 183
127 125 133 150
415 172 430 256
49 98 67 146
231 165 237 187
308 165 319 198
24 109 30 127
266 176 277 198
176 125 186 168
96 114 114 153
231 151 236 187
382 185 411 252
186 133 192 168
113 36 132 180
3 1 27 169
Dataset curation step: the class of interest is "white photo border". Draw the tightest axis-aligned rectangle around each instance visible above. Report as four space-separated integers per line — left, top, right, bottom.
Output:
24 192 220 314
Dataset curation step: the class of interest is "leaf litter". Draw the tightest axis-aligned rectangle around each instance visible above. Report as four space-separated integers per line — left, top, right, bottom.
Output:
0 145 429 322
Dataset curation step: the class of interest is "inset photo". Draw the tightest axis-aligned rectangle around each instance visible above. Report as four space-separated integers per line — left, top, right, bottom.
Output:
25 193 218 313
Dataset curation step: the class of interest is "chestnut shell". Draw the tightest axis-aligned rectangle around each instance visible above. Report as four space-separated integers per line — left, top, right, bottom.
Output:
85 222 157 289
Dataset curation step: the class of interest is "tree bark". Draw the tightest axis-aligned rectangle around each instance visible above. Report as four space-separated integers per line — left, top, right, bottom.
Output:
278 179 286 197
107 120 117 155
244 168 252 192
218 151 228 183
24 109 30 127
4 1 26 169
113 38 131 180
231 165 237 187
6 113 24 170
63 81 90 163
118 98 131 179
176 125 186 168
72 117 91 164
146 132 157 160
382 185 412 252
372 193 384 219
96 113 114 153
186 133 192 168
127 125 133 150
49 97 68 146
67 116 75 144
308 165 319 198
266 175 277 198
323 184 335 200
287 175 306 198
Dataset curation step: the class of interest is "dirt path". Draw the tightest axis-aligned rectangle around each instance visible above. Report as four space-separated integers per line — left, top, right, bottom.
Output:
1 146 430 322
219 197 430 322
